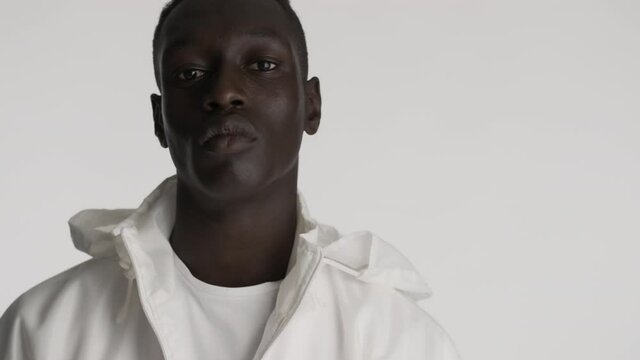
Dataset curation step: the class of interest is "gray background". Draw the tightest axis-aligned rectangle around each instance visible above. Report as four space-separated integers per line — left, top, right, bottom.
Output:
1 0 639 359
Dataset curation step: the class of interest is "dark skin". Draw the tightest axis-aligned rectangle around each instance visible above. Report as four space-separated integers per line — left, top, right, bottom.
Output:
150 0 321 287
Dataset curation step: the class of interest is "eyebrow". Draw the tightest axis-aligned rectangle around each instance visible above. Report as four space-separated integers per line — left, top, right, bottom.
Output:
163 30 288 53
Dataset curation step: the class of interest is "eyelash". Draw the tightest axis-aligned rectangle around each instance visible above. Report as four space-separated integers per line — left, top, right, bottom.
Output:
248 60 279 72
176 69 206 82
175 60 279 82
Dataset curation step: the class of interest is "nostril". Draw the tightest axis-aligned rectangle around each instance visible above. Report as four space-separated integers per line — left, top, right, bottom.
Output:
203 93 245 112
206 102 224 112
230 99 244 108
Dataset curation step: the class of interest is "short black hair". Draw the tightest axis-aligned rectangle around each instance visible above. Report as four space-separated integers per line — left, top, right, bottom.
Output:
152 0 309 89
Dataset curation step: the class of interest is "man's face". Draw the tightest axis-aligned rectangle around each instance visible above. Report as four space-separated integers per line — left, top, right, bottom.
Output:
151 0 321 201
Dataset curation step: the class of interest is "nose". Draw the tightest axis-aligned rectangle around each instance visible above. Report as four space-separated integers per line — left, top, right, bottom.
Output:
202 66 246 112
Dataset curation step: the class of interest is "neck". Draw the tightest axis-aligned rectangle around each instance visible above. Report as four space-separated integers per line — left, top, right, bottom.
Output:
169 171 299 287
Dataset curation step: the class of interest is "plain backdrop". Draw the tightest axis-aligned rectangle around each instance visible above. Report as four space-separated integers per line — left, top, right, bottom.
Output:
1 0 639 359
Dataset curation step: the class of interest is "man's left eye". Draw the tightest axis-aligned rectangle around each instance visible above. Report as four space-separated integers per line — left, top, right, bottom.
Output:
249 60 278 72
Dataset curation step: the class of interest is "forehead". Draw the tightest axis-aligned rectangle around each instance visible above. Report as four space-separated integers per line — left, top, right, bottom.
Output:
158 0 295 52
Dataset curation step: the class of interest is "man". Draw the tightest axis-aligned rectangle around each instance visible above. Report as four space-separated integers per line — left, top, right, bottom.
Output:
0 0 462 358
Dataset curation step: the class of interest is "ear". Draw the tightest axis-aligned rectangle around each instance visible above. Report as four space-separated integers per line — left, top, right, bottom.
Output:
150 94 168 148
303 77 321 135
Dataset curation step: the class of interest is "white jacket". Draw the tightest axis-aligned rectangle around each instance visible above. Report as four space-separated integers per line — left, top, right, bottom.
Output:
0 175 462 360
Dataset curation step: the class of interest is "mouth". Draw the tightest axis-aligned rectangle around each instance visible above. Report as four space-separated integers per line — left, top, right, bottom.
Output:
198 116 258 154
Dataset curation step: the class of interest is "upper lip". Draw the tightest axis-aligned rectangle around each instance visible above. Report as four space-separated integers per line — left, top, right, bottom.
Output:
198 114 258 146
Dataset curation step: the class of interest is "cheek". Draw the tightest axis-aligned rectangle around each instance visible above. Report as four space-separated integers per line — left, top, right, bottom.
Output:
266 115 303 181
163 92 197 127
164 122 190 175
161 96 199 173
162 91 204 143
260 86 305 158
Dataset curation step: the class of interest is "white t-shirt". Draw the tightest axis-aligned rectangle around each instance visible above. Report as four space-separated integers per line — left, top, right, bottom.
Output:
171 251 282 360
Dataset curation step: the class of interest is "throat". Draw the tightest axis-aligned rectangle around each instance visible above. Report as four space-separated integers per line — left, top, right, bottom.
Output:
169 184 299 288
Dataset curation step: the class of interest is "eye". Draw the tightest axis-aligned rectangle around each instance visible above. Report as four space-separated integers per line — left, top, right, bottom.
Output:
176 69 206 82
249 60 278 72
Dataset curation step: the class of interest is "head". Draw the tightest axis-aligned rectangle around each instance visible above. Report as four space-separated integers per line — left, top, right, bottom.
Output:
152 0 309 89
150 0 321 202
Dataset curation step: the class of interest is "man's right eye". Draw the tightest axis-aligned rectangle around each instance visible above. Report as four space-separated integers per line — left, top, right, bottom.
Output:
177 69 206 82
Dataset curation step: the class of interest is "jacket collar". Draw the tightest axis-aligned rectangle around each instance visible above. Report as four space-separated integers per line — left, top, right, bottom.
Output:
68 174 433 332
106 175 323 324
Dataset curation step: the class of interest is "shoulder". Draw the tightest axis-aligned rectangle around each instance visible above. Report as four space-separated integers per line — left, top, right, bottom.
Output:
308 215 465 358
0 256 122 337
8 256 120 312
317 251 462 359
318 260 439 324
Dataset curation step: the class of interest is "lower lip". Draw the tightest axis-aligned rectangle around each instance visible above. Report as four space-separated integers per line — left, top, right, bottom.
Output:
201 134 257 154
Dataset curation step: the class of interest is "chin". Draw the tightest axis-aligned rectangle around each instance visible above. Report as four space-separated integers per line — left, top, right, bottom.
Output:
190 168 265 201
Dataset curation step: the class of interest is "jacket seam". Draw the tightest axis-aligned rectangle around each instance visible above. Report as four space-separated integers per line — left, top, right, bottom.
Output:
19 313 35 360
355 313 363 360
259 247 322 359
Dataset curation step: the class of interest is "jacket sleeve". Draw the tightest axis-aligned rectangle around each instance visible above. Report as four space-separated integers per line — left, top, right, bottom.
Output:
0 298 35 360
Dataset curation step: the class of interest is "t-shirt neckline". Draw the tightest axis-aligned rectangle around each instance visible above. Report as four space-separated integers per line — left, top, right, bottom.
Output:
172 251 282 298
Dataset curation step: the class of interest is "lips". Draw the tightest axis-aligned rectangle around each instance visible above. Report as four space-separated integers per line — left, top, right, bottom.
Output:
197 115 258 155
198 115 258 147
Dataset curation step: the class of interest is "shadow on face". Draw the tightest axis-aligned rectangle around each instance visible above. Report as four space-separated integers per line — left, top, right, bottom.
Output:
150 0 322 202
